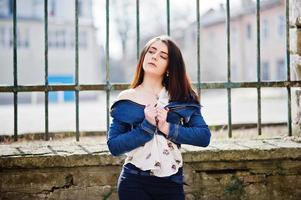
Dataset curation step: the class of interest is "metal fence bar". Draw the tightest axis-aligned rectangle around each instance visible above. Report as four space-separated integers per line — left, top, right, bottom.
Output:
196 0 201 101
286 0 292 136
75 0 80 141
256 0 262 136
44 0 49 141
13 0 18 141
166 0 170 36
136 0 140 60
1 81 301 93
106 0 110 134
226 0 232 138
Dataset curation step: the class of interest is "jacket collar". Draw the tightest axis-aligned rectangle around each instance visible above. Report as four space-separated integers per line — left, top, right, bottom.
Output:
111 99 201 109
110 99 202 124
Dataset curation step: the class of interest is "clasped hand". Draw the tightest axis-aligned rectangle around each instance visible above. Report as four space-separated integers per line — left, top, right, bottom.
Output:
144 104 169 135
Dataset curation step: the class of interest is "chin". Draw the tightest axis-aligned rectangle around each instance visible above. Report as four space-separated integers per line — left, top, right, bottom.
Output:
144 71 164 77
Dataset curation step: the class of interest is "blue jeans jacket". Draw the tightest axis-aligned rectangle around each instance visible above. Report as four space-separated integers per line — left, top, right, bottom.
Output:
107 100 211 156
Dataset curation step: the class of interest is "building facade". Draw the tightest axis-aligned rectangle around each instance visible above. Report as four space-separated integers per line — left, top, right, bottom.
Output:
0 0 102 104
180 0 291 82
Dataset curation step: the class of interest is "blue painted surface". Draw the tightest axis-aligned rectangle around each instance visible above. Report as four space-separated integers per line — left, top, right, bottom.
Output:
48 75 74 102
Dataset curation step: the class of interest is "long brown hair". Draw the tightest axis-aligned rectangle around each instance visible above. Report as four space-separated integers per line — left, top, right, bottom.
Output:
130 35 199 104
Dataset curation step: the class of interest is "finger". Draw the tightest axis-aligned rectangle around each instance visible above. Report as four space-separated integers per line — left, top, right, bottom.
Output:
157 114 167 121
156 107 164 113
157 110 167 116
160 107 168 112
157 114 167 120
157 112 164 117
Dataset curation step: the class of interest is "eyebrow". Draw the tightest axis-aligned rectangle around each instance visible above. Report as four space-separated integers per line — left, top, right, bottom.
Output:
150 46 168 55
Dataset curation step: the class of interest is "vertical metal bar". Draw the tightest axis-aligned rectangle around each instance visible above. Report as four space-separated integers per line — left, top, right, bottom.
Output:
286 0 292 136
13 0 18 141
196 0 201 101
166 0 170 36
44 0 49 140
256 0 262 136
75 0 80 141
226 0 232 138
106 0 110 135
136 0 140 60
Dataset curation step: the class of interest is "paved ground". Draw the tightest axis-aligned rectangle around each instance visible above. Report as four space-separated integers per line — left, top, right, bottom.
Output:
0 88 298 136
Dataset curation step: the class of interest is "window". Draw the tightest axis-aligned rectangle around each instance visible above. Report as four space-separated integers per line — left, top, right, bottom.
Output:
55 30 65 48
0 26 5 47
49 30 65 48
0 0 8 16
278 15 285 38
8 27 29 48
69 31 75 48
79 31 87 48
231 65 238 80
262 19 268 40
276 59 286 80
32 0 43 18
261 62 270 80
246 23 252 40
78 0 83 17
49 0 56 16
8 0 14 15
8 0 13 15
24 29 29 48
70 30 87 49
48 29 87 49
231 27 237 46
48 31 54 47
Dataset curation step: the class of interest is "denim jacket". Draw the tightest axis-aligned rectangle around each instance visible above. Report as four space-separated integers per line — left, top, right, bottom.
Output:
107 100 211 156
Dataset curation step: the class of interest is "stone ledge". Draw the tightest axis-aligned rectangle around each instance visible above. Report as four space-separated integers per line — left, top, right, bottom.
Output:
1 138 300 169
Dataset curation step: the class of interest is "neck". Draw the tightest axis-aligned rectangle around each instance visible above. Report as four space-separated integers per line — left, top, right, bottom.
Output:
140 73 164 94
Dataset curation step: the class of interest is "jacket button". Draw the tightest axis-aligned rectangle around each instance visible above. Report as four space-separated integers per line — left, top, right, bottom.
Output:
180 118 184 125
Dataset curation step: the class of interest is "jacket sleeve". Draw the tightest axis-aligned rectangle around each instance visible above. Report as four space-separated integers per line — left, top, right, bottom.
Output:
107 118 157 156
166 109 211 147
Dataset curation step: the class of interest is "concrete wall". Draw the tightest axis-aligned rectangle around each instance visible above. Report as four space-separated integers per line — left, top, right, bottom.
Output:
1 139 301 200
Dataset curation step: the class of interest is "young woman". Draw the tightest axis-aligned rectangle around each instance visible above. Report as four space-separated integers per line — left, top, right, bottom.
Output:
107 35 211 200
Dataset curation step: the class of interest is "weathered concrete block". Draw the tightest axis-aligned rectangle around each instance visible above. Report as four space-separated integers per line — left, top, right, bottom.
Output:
297 29 301 55
46 185 117 200
292 0 301 27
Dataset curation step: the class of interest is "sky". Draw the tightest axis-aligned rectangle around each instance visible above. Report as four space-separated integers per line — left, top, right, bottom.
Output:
92 0 241 58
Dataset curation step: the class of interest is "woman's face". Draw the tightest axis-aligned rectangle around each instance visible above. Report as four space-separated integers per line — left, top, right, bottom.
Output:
142 40 169 77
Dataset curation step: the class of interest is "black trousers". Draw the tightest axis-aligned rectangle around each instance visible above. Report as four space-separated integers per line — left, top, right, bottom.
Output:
117 169 185 200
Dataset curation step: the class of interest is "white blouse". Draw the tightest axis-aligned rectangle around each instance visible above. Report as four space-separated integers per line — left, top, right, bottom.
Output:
124 87 183 177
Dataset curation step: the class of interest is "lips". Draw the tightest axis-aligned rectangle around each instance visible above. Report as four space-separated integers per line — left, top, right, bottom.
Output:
148 62 157 67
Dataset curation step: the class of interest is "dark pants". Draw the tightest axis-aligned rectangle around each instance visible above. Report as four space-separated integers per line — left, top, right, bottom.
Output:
117 169 185 200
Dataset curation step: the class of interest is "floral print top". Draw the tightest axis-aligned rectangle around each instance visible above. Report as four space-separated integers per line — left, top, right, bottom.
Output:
124 87 183 177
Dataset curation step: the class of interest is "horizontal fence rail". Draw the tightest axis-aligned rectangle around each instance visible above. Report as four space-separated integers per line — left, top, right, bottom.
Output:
0 0 299 141
0 81 300 93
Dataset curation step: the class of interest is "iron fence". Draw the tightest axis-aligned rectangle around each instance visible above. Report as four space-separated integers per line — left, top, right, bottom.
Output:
0 0 300 141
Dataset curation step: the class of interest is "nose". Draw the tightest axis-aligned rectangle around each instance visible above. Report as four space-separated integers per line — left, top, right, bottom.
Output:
151 52 159 60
